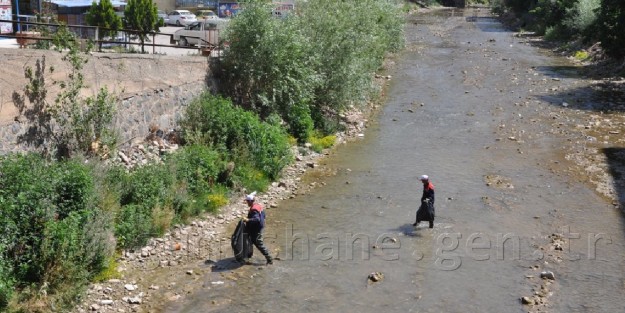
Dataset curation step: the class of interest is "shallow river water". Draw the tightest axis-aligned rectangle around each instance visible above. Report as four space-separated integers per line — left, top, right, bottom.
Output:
163 7 625 313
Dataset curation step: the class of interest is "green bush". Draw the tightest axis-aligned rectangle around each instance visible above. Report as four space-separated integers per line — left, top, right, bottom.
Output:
594 0 625 59
217 0 403 138
169 144 224 196
0 245 14 309
286 101 314 144
115 204 153 248
309 133 336 153
180 93 292 179
0 154 112 310
298 0 404 112
115 164 175 248
218 3 320 132
231 162 270 193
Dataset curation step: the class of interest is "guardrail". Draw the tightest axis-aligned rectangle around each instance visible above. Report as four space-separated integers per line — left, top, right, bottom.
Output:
0 19 221 55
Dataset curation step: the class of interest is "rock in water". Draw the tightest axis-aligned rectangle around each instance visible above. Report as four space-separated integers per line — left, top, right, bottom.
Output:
368 272 384 283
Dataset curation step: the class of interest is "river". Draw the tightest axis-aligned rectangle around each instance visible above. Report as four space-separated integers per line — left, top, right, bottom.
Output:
161 7 625 313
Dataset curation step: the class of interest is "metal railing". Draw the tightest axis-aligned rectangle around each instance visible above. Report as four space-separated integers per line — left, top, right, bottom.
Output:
0 18 223 55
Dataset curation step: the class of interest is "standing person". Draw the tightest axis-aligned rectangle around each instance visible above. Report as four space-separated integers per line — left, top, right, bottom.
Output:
413 175 435 228
242 192 273 265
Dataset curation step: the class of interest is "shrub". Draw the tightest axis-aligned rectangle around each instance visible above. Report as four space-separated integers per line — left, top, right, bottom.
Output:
180 93 292 179
309 133 336 153
0 154 113 310
0 245 14 310
231 162 271 193
169 144 224 196
563 0 600 34
298 0 404 111
286 101 314 144
218 3 320 132
115 204 153 248
115 163 176 248
594 0 625 59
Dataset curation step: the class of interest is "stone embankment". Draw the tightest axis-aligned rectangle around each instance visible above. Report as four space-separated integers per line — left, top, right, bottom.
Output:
0 48 212 155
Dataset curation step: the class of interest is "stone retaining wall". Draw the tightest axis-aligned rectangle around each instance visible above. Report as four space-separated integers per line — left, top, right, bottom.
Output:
0 48 213 155
0 82 208 154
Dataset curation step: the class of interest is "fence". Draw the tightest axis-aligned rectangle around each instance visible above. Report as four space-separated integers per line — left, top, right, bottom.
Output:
0 18 222 55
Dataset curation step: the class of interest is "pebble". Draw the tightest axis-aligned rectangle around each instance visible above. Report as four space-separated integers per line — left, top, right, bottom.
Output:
540 271 555 280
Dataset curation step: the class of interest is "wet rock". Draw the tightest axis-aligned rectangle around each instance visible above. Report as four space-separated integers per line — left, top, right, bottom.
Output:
126 297 142 304
540 271 555 280
368 272 384 283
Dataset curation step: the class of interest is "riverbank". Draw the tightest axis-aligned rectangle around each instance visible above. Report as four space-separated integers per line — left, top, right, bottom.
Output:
70 54 395 313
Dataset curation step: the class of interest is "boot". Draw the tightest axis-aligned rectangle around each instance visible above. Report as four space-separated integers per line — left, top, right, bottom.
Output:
266 255 273 265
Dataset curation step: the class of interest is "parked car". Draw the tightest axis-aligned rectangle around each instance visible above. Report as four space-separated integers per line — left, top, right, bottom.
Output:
167 10 197 26
157 10 169 25
171 19 228 47
196 10 217 20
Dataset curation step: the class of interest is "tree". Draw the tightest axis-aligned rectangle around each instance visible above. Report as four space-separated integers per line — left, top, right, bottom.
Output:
595 0 625 59
123 0 160 53
86 0 123 51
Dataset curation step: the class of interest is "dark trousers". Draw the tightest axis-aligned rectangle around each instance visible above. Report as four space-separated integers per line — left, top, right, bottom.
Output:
250 231 272 260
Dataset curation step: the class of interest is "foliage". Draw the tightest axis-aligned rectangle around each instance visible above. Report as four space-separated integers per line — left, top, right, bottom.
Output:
298 0 404 114
574 50 590 61
15 24 116 160
92 255 121 282
218 0 403 138
309 133 336 153
51 37 117 158
169 144 224 196
498 0 625 58
594 0 625 58
563 0 600 34
180 93 292 179
0 154 113 310
123 0 160 53
86 0 123 51
218 2 320 141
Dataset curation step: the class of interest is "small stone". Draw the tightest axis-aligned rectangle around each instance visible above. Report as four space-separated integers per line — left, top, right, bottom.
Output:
124 284 136 291
540 271 555 280
186 270 194 275
368 272 384 282
521 296 534 305
100 300 114 305
90 304 101 311
127 297 142 304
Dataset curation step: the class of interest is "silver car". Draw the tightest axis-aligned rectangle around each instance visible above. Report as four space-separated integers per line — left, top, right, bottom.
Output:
167 10 197 26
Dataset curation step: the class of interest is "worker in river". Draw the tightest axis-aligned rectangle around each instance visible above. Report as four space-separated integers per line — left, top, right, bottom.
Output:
413 175 435 228
242 192 273 264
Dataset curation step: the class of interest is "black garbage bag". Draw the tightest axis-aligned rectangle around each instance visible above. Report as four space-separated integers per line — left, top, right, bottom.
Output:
231 220 253 262
416 199 435 224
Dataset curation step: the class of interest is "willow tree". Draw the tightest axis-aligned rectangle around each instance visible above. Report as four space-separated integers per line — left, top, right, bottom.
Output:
86 0 122 51
123 0 159 53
